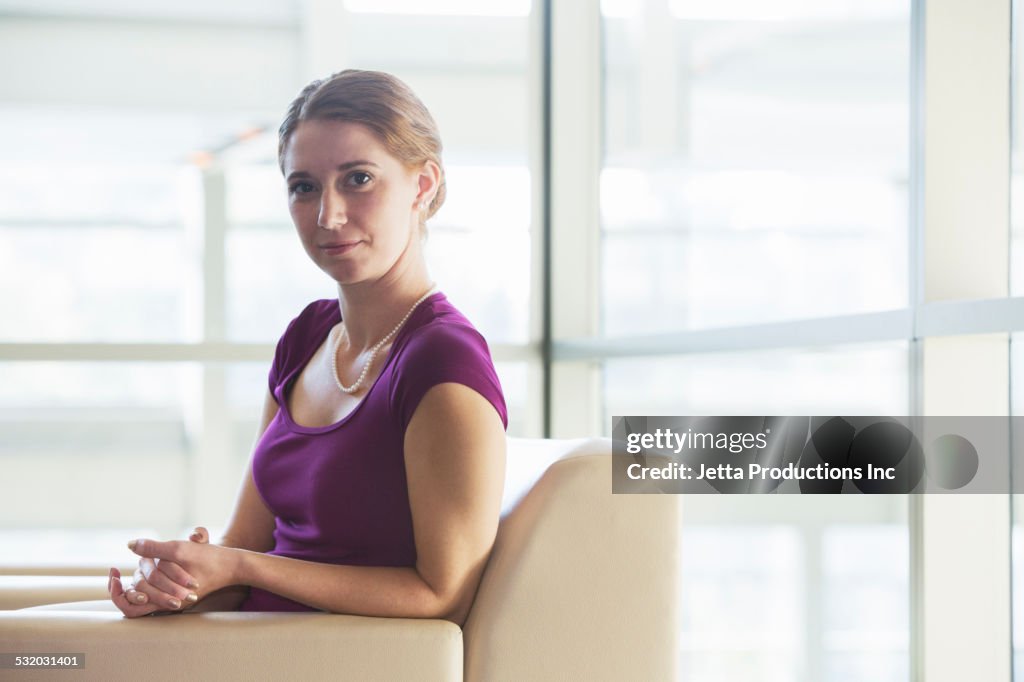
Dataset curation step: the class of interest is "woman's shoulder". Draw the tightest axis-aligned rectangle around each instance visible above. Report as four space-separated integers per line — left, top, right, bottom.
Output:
396 295 492 364
281 298 339 339
296 298 340 325
271 299 338 378
387 293 507 430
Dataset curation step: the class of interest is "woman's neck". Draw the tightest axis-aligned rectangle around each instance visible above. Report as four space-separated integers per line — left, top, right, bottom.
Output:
334 268 435 351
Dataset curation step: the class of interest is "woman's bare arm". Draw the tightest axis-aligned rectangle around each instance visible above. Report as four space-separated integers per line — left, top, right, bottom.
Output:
123 388 280 613
131 382 506 625
184 387 280 612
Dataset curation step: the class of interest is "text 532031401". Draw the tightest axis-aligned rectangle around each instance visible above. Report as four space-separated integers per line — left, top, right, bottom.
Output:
0 654 84 669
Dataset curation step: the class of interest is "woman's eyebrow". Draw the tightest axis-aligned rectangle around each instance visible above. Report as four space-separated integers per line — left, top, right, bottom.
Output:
337 160 380 170
286 160 381 182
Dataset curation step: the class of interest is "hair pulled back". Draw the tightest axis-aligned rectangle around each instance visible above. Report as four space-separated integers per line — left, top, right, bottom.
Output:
278 69 446 224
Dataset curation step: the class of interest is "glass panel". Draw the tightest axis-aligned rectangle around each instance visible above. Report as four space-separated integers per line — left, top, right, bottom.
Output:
605 343 910 680
680 526 804 679
224 164 335 341
1000 0 1024 658
225 224 338 341
343 0 529 16
1014 0 1024 297
494 361 529 437
1016 524 1024 681
0 529 160 572
0 101 266 343
0 362 200 541
822 525 909 682
603 342 908 420
425 227 531 344
1012 334 1024 676
678 506 908 682
602 1 910 335
0 165 200 342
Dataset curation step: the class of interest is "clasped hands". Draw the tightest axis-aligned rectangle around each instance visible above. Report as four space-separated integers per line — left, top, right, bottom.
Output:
107 526 240 618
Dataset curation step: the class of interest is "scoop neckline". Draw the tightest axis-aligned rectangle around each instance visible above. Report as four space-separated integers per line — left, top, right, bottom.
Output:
275 292 445 435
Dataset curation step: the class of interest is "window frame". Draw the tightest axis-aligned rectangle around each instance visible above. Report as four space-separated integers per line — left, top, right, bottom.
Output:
546 1 1015 680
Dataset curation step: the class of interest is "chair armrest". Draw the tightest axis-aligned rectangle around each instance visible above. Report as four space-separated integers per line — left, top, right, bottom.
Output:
464 439 680 682
0 575 110 610
0 603 462 682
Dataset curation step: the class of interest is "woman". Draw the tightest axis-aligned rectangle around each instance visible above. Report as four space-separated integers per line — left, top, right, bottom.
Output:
106 70 508 626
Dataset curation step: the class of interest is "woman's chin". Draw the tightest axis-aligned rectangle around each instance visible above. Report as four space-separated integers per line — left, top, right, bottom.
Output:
318 262 363 285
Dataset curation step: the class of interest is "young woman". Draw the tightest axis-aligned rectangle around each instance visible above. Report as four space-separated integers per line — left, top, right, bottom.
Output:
107 70 508 626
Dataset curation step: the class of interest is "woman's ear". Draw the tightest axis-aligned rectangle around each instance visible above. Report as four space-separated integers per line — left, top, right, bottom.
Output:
415 159 442 208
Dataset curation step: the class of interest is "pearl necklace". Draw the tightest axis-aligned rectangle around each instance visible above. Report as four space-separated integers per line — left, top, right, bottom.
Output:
331 284 438 394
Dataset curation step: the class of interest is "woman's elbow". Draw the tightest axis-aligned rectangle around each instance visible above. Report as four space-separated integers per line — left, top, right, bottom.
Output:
416 572 483 625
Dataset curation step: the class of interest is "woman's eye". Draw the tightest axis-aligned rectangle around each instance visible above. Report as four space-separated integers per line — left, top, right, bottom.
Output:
346 172 372 187
289 182 315 195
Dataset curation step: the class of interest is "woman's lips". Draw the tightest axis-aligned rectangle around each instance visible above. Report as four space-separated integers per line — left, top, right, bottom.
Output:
320 241 361 255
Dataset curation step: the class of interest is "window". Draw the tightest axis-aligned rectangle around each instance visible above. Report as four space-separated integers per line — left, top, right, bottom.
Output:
0 4 538 564
550 0 1017 679
589 2 913 677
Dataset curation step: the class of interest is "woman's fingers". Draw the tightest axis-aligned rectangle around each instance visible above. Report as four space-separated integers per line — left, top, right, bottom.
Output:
141 555 196 591
118 528 207 611
122 565 150 605
136 557 157 583
157 559 200 591
131 575 189 611
108 567 160 618
130 569 188 610
127 538 181 562
148 565 198 607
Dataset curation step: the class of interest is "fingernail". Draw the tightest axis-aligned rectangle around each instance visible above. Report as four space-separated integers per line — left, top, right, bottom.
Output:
127 540 137 551
185 593 198 603
133 593 146 603
186 579 200 590
168 598 181 609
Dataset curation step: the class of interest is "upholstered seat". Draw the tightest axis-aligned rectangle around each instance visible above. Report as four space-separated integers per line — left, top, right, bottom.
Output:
0 438 680 682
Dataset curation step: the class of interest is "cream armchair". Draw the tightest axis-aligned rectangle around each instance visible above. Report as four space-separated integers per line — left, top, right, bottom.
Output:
0 438 680 681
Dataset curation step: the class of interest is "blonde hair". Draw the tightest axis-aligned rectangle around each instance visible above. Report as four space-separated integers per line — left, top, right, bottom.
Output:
278 69 446 226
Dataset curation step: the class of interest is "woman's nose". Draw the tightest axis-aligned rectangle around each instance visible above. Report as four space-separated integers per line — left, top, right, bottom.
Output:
318 188 347 228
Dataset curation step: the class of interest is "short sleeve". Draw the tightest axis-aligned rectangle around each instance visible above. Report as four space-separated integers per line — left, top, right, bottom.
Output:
268 327 292 404
389 322 508 433
268 300 332 405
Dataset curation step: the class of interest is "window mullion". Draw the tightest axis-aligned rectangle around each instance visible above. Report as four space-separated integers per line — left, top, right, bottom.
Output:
918 1 1014 680
549 0 603 437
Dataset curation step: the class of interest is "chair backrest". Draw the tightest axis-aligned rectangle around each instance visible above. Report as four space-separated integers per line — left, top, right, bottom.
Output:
463 437 680 682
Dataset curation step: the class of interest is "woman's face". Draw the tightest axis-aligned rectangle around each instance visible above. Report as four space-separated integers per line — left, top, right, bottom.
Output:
281 119 431 285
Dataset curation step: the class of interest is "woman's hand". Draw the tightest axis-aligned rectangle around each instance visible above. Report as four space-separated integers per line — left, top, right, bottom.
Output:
109 527 219 618
108 566 165 618
126 531 242 602
123 527 208 612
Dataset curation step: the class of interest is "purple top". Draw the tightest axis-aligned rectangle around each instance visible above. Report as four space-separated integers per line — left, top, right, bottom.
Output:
238 292 507 612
